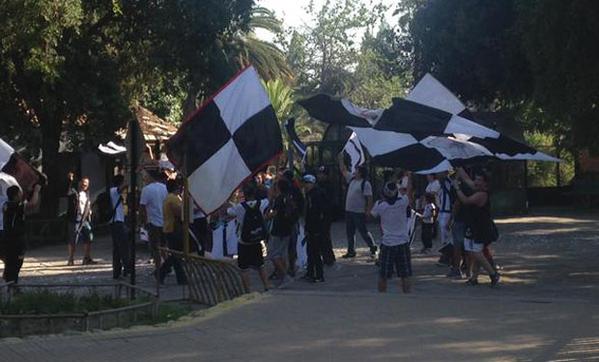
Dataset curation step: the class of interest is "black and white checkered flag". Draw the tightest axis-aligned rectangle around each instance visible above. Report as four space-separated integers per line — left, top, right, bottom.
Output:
298 74 559 171
167 66 283 214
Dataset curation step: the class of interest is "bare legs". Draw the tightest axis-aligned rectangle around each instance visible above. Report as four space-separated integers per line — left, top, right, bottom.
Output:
378 277 411 293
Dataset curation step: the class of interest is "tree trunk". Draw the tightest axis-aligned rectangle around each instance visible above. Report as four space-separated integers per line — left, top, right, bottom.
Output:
40 118 63 217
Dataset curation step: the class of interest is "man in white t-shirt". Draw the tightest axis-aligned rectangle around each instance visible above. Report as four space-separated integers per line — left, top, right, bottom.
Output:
66 176 95 266
109 174 130 279
370 175 413 293
339 158 376 259
140 171 168 269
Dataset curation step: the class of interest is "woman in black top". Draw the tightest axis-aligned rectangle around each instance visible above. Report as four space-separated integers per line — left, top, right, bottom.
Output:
2 184 42 283
452 168 500 287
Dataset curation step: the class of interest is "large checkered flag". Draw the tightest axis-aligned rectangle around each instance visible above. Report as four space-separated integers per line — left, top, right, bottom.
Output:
167 66 283 214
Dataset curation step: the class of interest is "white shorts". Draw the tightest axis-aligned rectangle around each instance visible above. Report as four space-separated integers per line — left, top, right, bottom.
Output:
464 238 484 253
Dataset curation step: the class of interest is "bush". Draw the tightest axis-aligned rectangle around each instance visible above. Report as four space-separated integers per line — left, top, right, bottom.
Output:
0 290 134 315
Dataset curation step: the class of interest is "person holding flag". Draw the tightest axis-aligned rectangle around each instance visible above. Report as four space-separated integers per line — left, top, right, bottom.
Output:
66 175 96 266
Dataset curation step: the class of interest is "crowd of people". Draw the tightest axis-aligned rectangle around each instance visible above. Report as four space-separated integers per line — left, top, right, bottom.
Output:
1 156 500 292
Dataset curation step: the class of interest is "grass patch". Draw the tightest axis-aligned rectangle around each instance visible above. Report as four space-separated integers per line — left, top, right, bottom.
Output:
151 302 193 324
0 290 138 315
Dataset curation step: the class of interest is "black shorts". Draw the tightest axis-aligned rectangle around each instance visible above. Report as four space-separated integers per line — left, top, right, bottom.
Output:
379 244 412 279
237 242 264 270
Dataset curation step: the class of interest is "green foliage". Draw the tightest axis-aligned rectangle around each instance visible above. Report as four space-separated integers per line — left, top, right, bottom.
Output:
226 7 293 82
403 0 599 153
525 132 575 187
1 290 133 315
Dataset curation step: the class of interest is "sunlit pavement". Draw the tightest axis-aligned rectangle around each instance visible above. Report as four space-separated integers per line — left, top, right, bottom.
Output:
2 208 599 361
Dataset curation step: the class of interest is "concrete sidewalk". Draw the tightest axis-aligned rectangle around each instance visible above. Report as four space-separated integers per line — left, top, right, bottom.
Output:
0 291 597 361
2 209 599 361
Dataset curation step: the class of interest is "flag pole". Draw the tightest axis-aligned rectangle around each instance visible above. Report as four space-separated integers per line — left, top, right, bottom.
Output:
182 151 190 256
128 119 138 300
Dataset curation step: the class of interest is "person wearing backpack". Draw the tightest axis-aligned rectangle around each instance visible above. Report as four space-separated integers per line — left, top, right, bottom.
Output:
109 174 130 280
339 158 377 259
227 182 271 291
266 179 297 287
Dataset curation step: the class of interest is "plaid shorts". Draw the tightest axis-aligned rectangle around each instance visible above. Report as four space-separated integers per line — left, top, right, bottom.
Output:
379 243 412 279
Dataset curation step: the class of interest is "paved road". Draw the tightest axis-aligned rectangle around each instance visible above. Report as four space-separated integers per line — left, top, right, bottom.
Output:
2 209 599 361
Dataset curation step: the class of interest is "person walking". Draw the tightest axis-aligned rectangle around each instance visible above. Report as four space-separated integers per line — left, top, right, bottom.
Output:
452 168 500 287
339 158 377 259
370 178 413 293
2 184 41 283
436 172 454 266
67 176 96 266
267 179 298 286
227 182 271 291
316 166 336 266
109 174 130 279
302 174 326 283
158 179 187 285
140 170 168 270
420 192 437 254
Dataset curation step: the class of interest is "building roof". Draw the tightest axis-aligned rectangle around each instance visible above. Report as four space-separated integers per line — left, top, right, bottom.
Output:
116 106 178 143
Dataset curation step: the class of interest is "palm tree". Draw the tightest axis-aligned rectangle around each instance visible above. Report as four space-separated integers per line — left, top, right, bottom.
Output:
227 7 293 81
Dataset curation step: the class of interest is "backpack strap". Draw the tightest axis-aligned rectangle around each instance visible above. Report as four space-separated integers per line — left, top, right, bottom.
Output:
110 195 123 223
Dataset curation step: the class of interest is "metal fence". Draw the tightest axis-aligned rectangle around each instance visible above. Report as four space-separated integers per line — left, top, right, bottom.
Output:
164 249 248 306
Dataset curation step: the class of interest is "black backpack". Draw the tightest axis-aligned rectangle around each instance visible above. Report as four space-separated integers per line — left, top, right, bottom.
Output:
241 200 267 244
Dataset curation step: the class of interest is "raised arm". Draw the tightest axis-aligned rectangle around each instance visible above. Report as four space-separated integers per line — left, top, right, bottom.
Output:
452 178 487 207
25 184 42 214
338 154 350 180
406 171 414 205
456 167 475 189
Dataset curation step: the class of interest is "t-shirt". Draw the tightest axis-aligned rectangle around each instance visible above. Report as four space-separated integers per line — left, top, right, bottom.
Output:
227 199 269 233
109 187 125 223
370 195 410 246
422 203 436 224
140 182 168 227
76 191 90 223
438 178 453 213
345 175 373 213
425 179 441 207
270 194 295 237
0 195 7 231
163 193 182 234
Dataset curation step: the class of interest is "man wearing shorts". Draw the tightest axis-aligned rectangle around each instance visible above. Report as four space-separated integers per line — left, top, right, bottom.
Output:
267 179 297 286
66 176 96 266
370 177 413 293
227 182 270 292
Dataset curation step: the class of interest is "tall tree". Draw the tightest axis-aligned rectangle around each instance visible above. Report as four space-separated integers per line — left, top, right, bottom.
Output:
402 0 599 154
0 0 255 215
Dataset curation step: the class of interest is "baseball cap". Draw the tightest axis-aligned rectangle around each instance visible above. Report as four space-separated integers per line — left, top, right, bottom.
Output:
302 174 317 184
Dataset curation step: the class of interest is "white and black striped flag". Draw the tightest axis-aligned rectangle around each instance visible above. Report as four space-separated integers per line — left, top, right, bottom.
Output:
0 137 43 194
167 66 283 214
284 118 307 160
405 74 559 162
343 131 365 173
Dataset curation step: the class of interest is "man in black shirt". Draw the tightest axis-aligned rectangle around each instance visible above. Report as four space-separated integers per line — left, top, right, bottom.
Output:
2 184 41 283
302 174 326 283
317 166 336 266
